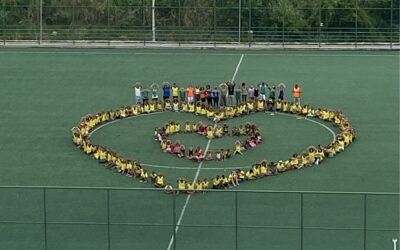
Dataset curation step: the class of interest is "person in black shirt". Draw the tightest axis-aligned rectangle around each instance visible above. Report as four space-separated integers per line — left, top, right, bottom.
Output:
241 82 248 103
206 84 213 106
227 81 235 106
254 84 259 100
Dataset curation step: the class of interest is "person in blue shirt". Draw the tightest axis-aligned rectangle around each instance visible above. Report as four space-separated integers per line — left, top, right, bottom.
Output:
162 83 171 101
277 82 286 101
212 87 220 109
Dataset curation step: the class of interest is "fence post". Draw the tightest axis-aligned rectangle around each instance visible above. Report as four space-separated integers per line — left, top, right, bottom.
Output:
141 0 145 45
39 0 42 45
72 0 75 45
363 194 367 250
172 191 177 250
235 191 238 250
318 0 321 48
2 0 5 45
390 0 393 49
248 0 251 47
43 188 48 250
178 0 181 45
107 0 110 45
300 192 304 250
282 13 285 48
213 0 216 46
107 189 111 250
355 0 358 48
152 0 155 42
238 0 241 43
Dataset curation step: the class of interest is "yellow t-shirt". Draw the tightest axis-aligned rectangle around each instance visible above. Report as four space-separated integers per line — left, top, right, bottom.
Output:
187 182 195 191
156 176 164 185
185 123 191 132
257 100 264 110
178 181 186 190
182 103 188 112
172 87 179 97
149 103 155 112
206 110 214 118
188 103 195 112
207 129 214 138
235 143 241 153
247 102 254 111
245 171 254 179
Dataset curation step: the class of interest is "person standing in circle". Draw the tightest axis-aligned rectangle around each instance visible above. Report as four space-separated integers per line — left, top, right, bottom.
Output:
206 84 213 106
277 82 286 101
227 81 235 106
134 82 142 105
219 83 228 107
292 84 302 105
162 82 171 101
150 83 159 102
172 83 179 100
186 85 194 103
259 82 267 101
212 87 220 109
240 82 247 103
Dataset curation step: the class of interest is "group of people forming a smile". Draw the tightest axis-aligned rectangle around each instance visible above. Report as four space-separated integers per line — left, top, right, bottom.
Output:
72 81 354 194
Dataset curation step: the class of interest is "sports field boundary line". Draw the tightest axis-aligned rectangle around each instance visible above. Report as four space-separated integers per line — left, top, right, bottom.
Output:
142 163 242 170
88 111 161 137
166 54 245 250
143 112 336 170
266 111 337 142
136 52 399 57
0 185 398 195
165 123 216 250
231 54 244 81
0 50 398 57
88 109 336 171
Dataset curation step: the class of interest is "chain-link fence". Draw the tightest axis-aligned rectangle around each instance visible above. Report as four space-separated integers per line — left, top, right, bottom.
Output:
0 186 398 250
0 0 399 48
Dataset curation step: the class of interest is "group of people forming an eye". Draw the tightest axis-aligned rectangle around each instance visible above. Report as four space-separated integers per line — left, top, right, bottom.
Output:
154 122 262 161
133 81 303 109
71 80 355 194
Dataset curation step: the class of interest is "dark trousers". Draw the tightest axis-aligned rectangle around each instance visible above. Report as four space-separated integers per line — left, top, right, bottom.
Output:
207 97 213 106
213 98 219 109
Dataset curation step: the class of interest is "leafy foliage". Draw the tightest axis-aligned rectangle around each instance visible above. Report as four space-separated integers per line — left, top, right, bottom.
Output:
0 0 398 41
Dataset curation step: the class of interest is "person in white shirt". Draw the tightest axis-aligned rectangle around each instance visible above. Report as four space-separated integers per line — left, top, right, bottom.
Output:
134 82 142 105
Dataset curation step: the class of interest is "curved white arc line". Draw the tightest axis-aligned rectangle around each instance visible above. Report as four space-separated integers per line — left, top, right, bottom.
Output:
90 111 336 171
88 111 161 137
266 111 337 142
142 163 245 170
304 117 337 143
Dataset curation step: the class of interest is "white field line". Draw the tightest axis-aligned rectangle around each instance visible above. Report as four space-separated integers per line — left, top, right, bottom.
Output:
304 118 336 143
142 163 241 170
266 111 336 142
144 112 336 171
165 123 216 250
166 54 245 250
0 50 398 57
231 54 244 82
88 112 161 137
88 111 336 170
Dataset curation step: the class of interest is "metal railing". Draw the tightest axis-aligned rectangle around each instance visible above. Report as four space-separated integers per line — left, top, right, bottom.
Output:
0 186 398 250
0 0 399 49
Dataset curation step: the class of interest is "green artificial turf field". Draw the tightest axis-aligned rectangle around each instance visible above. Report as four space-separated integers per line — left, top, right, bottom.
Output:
0 48 398 250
